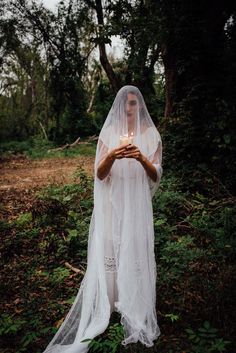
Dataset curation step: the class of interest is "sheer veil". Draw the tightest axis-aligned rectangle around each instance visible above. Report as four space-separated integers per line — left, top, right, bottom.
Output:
42 85 163 353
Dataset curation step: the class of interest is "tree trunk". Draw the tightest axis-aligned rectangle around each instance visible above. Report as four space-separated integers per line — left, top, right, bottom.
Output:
95 0 119 93
161 44 176 120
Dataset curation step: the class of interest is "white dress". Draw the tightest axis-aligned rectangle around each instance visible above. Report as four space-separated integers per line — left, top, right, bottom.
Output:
103 127 162 315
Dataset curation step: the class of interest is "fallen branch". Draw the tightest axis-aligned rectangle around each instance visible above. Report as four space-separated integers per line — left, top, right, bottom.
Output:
76 135 98 144
70 137 81 147
88 134 98 141
65 262 85 275
47 137 80 152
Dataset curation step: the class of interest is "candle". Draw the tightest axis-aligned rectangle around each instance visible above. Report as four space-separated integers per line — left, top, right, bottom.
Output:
120 132 134 145
120 134 130 145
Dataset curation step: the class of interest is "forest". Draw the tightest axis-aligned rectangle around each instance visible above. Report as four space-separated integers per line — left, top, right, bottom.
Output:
0 0 236 352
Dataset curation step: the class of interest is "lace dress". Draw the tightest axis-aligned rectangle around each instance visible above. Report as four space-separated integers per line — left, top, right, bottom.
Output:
102 127 162 315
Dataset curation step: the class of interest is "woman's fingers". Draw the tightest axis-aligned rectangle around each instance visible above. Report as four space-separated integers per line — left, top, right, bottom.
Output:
112 144 133 159
124 152 140 159
124 146 143 160
117 152 140 159
125 144 136 150
123 147 139 155
112 144 139 159
116 143 130 151
115 150 127 159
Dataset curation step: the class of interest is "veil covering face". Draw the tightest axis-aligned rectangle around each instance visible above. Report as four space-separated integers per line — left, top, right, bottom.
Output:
42 86 163 353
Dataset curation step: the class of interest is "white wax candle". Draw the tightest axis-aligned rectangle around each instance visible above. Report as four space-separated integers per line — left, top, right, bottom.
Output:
120 133 134 145
120 135 130 145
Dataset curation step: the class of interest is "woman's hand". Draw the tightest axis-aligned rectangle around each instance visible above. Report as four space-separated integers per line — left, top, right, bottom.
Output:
109 143 131 160
123 144 158 182
97 143 130 180
122 144 144 161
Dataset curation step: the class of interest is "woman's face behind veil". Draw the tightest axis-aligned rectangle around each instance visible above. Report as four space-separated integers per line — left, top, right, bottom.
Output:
105 86 151 138
125 93 139 128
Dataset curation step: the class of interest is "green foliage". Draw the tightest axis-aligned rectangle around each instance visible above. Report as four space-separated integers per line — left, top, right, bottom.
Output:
0 314 27 336
0 314 53 353
186 321 231 353
0 138 96 159
38 168 94 216
164 313 180 322
163 106 236 195
153 174 236 263
83 323 124 353
0 140 33 155
15 212 32 227
0 0 94 143
49 267 71 285
152 174 236 346
91 80 117 129
153 174 189 248
0 219 13 231
25 137 54 159
0 165 95 352
160 235 206 280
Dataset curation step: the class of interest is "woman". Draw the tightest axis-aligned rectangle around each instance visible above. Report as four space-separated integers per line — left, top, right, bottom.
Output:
42 85 163 353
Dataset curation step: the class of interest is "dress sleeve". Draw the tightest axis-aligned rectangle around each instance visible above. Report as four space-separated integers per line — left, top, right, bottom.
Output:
95 130 112 182
97 139 109 165
151 140 163 182
147 133 163 197
95 127 110 168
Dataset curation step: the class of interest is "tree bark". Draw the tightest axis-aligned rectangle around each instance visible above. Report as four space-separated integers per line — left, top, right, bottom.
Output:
161 44 176 120
95 0 119 93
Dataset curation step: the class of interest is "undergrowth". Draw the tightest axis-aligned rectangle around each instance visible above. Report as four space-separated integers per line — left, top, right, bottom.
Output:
0 138 96 159
0 166 235 353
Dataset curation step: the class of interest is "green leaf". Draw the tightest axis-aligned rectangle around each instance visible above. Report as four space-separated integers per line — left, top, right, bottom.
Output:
203 321 210 329
155 219 166 226
223 134 231 144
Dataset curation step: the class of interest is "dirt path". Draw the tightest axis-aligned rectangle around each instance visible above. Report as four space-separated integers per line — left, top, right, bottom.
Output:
0 155 95 220
0 155 94 190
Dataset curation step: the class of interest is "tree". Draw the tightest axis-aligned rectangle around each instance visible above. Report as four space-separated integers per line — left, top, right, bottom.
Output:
158 0 236 191
1 0 93 142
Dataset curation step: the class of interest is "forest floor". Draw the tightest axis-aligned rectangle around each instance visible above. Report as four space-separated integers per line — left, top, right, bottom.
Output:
1 154 235 353
0 154 94 221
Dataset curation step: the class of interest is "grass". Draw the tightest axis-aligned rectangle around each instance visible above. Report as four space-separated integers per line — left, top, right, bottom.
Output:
0 138 97 159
